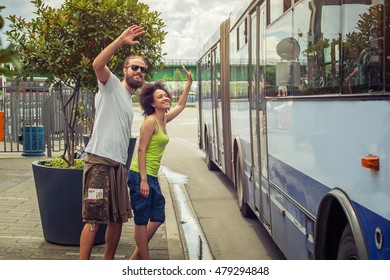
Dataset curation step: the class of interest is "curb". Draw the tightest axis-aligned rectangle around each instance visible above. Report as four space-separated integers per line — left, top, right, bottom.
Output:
159 172 185 260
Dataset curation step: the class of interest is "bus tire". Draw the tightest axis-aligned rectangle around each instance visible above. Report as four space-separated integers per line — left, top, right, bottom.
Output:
337 223 359 260
235 154 251 217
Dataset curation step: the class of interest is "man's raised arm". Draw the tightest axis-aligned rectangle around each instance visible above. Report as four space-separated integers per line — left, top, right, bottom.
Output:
92 25 145 84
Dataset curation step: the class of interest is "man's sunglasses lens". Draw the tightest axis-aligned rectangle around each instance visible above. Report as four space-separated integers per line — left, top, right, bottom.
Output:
131 65 147 74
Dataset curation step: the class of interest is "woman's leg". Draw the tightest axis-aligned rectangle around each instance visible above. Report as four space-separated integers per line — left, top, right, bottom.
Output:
130 221 163 260
133 224 149 260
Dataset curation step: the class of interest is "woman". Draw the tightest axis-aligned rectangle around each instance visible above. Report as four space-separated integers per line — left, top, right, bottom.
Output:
128 65 193 260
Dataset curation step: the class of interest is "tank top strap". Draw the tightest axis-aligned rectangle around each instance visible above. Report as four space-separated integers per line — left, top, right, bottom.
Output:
150 116 167 134
149 116 161 131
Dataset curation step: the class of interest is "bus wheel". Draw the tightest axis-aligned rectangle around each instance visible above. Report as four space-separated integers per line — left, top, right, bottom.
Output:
337 223 359 260
235 155 251 217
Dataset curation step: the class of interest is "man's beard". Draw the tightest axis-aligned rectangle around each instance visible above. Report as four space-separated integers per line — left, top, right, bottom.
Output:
125 74 144 90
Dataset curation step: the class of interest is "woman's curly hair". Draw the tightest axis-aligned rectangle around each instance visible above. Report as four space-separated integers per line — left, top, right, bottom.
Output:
139 81 172 116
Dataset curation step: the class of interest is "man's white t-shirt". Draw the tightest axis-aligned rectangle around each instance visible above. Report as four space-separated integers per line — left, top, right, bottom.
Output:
85 72 134 165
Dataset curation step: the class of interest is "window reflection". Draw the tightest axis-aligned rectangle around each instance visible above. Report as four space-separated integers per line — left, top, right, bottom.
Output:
265 10 293 96
230 18 249 99
265 0 385 96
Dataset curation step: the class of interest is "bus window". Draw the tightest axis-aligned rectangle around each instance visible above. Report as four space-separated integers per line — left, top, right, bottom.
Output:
237 19 248 50
291 0 312 95
303 0 342 94
300 0 385 95
341 2 385 94
230 22 249 100
284 0 292 11
265 10 293 96
201 54 212 100
216 44 221 100
269 0 285 23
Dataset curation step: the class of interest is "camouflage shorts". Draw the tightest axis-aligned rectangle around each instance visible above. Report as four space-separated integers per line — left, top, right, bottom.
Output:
82 164 110 224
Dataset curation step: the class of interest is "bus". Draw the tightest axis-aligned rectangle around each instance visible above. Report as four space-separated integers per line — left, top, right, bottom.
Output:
197 0 390 260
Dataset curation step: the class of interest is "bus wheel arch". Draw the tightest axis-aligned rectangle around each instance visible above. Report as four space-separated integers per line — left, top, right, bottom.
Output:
314 189 368 260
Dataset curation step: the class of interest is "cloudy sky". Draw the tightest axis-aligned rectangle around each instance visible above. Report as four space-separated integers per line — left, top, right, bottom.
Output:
1 0 240 60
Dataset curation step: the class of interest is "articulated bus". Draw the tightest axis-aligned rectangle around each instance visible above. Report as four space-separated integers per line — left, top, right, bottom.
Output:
197 0 390 259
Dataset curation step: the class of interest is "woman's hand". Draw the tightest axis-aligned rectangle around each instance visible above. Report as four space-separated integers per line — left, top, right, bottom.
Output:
182 65 193 84
140 180 150 198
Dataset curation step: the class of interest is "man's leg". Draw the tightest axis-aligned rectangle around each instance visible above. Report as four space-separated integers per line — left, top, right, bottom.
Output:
104 221 123 260
80 223 100 260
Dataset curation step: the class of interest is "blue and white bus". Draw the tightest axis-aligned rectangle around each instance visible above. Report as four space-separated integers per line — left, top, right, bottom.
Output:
197 0 390 259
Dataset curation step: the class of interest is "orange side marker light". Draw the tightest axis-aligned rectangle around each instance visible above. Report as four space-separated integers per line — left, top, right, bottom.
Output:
361 155 379 170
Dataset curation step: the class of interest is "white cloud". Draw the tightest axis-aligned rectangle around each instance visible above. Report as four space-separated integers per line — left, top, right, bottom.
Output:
140 0 240 59
1 0 239 60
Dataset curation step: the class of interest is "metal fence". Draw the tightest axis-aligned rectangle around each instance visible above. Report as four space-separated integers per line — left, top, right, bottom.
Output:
0 85 93 156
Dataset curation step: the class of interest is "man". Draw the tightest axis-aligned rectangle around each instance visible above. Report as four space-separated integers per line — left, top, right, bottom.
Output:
79 25 147 260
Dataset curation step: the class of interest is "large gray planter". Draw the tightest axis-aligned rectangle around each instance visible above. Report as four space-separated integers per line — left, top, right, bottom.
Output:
32 161 106 246
31 137 137 246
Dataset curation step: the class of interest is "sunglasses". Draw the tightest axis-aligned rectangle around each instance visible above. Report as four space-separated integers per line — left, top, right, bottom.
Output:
126 64 147 74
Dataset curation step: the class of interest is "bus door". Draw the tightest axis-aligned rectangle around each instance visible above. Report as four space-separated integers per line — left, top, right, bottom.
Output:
249 8 261 219
197 61 203 150
211 48 222 167
257 5 271 228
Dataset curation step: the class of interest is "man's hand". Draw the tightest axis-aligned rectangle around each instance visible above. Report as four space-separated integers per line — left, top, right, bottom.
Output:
93 25 145 84
120 25 145 45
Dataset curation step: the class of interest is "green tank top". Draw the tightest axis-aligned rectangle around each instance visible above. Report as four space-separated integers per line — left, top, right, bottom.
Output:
130 117 169 177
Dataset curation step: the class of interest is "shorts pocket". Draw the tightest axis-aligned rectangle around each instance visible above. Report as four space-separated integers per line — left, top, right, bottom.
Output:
83 198 109 222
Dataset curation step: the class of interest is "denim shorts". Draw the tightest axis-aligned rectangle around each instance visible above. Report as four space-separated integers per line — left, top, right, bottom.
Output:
127 170 166 225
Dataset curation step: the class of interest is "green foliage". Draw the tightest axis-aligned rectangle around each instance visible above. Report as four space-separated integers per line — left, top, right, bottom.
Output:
162 73 172 81
0 6 3 29
6 0 167 90
0 5 21 75
173 68 185 81
5 0 167 167
39 157 84 169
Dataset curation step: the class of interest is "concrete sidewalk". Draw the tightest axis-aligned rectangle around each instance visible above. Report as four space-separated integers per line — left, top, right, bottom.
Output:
0 152 184 260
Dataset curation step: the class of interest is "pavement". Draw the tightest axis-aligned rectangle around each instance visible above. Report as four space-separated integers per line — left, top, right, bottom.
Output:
0 151 185 260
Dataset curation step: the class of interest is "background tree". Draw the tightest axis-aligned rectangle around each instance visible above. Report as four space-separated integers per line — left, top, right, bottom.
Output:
172 67 185 101
0 5 20 76
6 0 167 167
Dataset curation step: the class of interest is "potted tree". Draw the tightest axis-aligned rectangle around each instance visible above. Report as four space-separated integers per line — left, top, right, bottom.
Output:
6 0 166 245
